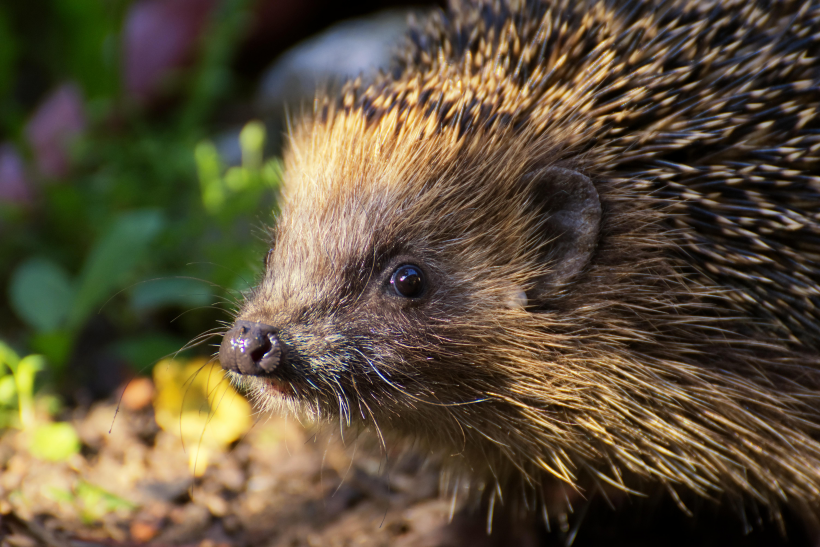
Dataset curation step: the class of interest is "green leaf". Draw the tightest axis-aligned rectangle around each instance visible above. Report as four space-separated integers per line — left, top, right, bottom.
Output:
29 422 81 461
224 165 250 192
15 354 45 429
195 141 225 214
0 375 16 406
0 344 44 428
68 210 164 330
129 277 213 312
9 257 75 332
239 120 265 170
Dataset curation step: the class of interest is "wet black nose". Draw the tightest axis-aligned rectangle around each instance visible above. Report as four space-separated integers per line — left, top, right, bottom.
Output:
219 320 284 376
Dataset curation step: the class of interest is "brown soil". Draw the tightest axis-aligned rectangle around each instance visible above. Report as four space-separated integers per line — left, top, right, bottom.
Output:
0 399 462 547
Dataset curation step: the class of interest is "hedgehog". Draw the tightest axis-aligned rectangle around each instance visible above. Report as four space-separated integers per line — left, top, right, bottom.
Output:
218 0 820 537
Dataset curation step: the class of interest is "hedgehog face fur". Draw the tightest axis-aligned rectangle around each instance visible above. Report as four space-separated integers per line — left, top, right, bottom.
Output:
220 0 820 521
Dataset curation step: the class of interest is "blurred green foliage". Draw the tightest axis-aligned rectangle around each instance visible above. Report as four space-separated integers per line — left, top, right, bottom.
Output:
197 121 281 217
0 0 279 398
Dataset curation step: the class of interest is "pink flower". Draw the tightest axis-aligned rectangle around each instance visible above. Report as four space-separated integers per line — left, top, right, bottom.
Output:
0 143 34 205
123 0 217 104
24 83 86 180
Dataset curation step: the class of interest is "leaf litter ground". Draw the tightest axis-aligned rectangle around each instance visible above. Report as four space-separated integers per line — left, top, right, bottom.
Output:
0 396 463 547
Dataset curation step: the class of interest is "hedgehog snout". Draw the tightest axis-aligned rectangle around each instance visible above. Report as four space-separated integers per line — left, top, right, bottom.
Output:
219 319 287 377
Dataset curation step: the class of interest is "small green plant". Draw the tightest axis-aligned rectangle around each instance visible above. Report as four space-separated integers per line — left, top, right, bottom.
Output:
0 340 43 429
0 341 80 461
196 120 282 219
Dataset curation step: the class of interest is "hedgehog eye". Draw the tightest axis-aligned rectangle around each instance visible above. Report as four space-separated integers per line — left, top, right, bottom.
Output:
264 248 274 269
389 264 425 298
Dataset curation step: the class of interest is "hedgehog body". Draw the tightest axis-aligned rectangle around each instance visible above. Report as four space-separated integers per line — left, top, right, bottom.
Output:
219 0 820 529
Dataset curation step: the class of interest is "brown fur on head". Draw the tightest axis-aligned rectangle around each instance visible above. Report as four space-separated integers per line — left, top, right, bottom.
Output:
224 0 820 522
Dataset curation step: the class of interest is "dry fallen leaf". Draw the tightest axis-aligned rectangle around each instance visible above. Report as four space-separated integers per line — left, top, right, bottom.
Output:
120 376 155 411
152 358 251 476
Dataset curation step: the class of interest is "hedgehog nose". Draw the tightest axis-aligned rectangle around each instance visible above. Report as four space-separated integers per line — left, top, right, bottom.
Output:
219 320 284 376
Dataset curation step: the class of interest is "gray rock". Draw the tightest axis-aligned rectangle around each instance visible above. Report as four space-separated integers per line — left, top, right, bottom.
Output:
256 8 429 117
217 9 430 163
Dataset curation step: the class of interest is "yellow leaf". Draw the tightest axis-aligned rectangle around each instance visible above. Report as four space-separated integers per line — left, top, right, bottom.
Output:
152 358 251 473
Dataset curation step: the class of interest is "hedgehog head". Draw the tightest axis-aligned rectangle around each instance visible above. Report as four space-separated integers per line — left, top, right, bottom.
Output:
221 98 614 456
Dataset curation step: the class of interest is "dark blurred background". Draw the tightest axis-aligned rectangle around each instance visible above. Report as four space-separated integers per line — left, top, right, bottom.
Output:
0 0 442 412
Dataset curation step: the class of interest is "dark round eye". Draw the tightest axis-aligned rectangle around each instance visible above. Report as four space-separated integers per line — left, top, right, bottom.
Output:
390 264 425 298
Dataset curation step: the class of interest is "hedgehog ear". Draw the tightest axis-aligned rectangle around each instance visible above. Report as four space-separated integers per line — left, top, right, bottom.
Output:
527 166 601 294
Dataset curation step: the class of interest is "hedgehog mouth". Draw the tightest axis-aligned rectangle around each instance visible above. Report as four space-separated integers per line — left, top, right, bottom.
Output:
259 376 294 396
